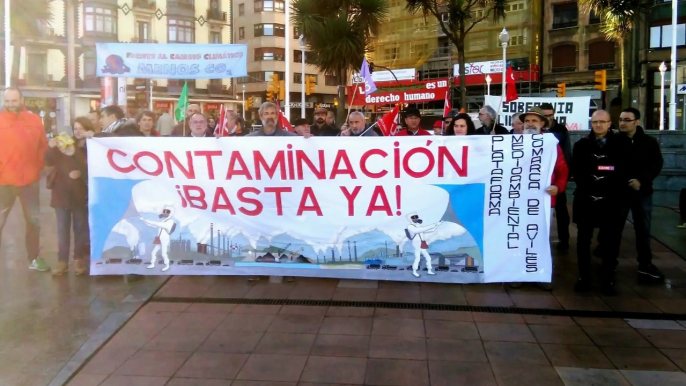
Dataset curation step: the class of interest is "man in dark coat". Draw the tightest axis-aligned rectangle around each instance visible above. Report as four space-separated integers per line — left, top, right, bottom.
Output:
310 107 338 136
572 109 633 296
617 107 664 283
247 102 297 137
475 105 510 135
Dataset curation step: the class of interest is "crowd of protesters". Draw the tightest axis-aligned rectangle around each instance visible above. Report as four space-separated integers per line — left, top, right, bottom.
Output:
0 86 667 296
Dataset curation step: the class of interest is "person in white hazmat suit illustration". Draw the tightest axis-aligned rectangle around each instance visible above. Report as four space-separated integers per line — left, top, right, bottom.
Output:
405 213 442 277
140 206 176 272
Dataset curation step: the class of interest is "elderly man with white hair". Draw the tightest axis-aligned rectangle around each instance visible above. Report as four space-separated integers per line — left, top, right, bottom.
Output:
475 105 510 135
341 111 377 137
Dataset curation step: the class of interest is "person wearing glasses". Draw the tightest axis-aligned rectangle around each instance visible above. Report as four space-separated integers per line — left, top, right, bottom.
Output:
616 107 664 283
571 110 633 296
540 103 572 251
475 105 510 135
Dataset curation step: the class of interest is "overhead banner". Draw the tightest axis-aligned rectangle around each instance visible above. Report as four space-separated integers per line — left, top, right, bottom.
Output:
87 135 558 283
348 79 449 105
485 96 591 131
96 43 247 79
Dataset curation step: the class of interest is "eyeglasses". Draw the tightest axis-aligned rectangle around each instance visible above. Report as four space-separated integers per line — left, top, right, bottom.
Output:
619 119 637 123
591 120 610 125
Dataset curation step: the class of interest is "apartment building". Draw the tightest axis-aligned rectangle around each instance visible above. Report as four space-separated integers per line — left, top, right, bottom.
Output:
231 0 339 122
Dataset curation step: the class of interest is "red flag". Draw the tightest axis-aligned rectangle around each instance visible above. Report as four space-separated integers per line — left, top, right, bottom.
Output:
442 91 451 133
215 104 228 136
505 65 518 102
377 104 400 136
276 100 294 132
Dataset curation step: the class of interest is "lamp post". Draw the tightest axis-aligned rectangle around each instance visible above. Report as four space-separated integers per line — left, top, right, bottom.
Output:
499 28 509 98
284 0 291 120
669 0 678 130
659 62 667 131
242 84 245 120
4 0 10 88
299 35 306 118
485 75 492 96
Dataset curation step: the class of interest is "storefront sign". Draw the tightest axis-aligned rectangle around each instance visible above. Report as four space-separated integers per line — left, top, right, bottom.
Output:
154 101 172 110
287 102 314 108
485 96 592 131
96 43 248 79
204 103 221 111
454 60 504 75
352 68 416 83
117 78 127 107
86 135 557 283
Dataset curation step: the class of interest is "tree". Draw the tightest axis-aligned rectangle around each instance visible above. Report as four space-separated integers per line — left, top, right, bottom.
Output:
291 0 388 123
405 0 506 108
579 0 652 107
1 0 54 84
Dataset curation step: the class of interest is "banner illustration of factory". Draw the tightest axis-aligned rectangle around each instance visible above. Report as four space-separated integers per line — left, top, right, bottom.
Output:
87 135 557 283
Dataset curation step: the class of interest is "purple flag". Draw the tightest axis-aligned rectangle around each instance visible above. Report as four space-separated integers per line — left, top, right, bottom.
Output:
360 57 377 94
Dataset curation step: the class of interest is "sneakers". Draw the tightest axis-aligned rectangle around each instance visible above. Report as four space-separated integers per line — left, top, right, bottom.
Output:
638 264 665 283
74 259 89 276
29 258 50 272
51 262 68 276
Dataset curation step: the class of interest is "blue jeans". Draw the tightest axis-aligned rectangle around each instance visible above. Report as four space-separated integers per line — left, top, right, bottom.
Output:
619 194 653 265
55 207 90 263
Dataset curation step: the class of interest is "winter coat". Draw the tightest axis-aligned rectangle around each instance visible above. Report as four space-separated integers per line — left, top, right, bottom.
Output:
550 144 569 208
246 127 297 137
394 127 432 136
571 130 633 227
44 145 88 209
548 121 572 166
309 123 339 136
0 108 47 186
622 126 663 196
475 123 511 135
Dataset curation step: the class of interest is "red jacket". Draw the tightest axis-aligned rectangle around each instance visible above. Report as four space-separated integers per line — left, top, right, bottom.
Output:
0 109 47 186
394 127 431 136
551 144 569 207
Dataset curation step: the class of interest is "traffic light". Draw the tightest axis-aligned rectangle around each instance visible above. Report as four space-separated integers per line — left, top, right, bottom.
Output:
279 80 285 101
556 83 566 98
305 75 316 95
594 70 607 91
334 98 338 106
245 97 253 109
267 73 280 101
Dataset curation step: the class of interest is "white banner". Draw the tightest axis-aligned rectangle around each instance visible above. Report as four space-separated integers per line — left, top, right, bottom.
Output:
87 136 558 283
352 68 416 83
486 96 592 131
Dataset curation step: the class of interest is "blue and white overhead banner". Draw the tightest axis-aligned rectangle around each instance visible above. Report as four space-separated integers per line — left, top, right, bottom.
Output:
96 43 247 79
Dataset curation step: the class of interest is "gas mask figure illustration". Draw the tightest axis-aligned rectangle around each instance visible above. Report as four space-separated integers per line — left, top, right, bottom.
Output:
405 213 442 277
140 206 176 272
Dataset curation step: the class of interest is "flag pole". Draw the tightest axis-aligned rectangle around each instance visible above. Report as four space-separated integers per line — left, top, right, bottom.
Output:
346 83 359 127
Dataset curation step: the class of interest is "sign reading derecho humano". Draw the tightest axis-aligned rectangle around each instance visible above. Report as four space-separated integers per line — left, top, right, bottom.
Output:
485 96 592 131
96 43 248 79
87 135 558 283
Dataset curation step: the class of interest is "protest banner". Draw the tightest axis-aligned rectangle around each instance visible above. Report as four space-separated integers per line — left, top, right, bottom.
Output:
347 79 450 105
87 135 558 283
485 96 591 131
96 43 247 79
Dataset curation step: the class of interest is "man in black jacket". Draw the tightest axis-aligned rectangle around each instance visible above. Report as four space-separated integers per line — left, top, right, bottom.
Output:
540 103 572 250
475 105 510 135
617 107 665 283
310 108 339 136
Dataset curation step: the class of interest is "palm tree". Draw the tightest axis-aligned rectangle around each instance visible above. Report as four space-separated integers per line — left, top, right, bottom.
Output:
579 0 652 106
291 0 388 123
2 0 54 84
405 0 506 108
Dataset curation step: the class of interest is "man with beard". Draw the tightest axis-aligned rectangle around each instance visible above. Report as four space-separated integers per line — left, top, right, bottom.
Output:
340 111 377 136
395 108 431 136
475 105 510 135
310 107 338 136
0 87 50 271
247 102 297 136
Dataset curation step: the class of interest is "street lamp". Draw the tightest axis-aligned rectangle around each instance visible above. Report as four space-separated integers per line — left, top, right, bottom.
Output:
4 0 10 88
299 35 306 119
659 62 667 131
669 0 678 130
499 28 510 99
485 75 492 96
242 84 246 120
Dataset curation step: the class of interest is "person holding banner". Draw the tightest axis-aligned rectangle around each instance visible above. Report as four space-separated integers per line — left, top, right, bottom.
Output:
475 105 510 135
395 108 431 136
310 108 338 136
135 111 160 137
247 102 297 137
100 105 127 134
341 111 377 137
572 110 633 296
293 118 311 137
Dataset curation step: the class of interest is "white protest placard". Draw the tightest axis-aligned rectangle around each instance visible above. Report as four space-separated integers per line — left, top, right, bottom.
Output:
485 96 591 131
87 136 557 283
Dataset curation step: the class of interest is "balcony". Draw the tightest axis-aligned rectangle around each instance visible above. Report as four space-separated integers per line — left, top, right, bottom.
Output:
207 9 227 22
588 62 615 70
172 0 195 10
551 66 576 73
133 0 156 9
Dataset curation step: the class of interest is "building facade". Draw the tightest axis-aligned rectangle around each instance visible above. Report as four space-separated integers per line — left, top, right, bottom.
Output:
232 0 339 123
2 0 236 129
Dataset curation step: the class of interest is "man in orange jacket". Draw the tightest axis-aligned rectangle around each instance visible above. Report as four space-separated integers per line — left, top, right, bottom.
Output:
0 87 50 271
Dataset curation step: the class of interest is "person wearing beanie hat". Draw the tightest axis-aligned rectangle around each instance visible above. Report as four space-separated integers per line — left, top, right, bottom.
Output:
395 108 431 136
310 107 338 136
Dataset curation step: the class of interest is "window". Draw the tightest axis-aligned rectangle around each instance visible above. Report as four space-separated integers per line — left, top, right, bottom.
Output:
238 27 245 39
504 2 525 11
589 11 601 25
325 75 337 86
255 47 285 61
293 50 314 64
84 50 97 79
236 71 284 84
254 23 285 37
27 53 46 85
169 19 194 43
588 41 615 69
509 35 525 46
210 31 221 43
84 6 117 35
650 24 686 48
294 73 317 84
239 3 245 16
137 21 150 42
551 44 577 72
254 0 285 13
552 3 578 29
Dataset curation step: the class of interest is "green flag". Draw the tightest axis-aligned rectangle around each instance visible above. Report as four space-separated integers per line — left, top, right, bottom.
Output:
175 81 188 122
